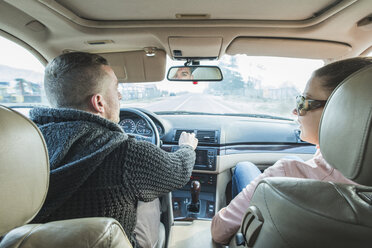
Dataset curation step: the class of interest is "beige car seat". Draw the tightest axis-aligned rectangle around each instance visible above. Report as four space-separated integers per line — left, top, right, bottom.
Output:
0 105 133 248
240 65 372 247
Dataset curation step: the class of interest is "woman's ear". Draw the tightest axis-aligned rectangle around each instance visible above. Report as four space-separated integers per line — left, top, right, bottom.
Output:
90 94 105 114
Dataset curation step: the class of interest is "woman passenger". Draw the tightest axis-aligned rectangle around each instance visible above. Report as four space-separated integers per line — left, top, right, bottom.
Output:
211 57 372 245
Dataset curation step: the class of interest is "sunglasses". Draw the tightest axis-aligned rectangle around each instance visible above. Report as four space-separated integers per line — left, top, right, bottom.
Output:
296 95 327 116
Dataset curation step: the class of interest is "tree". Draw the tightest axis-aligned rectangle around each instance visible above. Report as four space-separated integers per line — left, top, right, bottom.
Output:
207 56 246 95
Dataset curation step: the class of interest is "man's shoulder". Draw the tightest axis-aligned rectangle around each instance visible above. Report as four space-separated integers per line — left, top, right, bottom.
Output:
31 107 125 133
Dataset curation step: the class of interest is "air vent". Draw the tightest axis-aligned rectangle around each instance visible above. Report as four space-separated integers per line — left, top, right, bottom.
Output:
196 130 217 143
174 129 218 143
174 130 194 141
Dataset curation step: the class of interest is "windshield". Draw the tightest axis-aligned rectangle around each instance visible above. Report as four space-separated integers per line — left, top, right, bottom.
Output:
120 55 323 119
0 34 323 119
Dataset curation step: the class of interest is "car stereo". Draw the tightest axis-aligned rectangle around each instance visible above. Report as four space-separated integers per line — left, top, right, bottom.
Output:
172 147 217 171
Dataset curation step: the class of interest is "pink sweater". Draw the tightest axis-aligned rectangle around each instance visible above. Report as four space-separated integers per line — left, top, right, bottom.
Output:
211 150 357 245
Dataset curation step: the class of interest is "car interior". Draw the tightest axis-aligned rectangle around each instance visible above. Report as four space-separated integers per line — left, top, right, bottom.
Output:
1 0 372 247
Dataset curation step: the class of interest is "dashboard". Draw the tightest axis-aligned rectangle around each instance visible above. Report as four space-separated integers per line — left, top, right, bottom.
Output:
118 109 316 160
118 109 316 221
119 112 164 137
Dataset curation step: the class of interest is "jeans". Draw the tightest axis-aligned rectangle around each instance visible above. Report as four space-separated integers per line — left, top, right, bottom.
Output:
232 156 304 198
232 162 262 198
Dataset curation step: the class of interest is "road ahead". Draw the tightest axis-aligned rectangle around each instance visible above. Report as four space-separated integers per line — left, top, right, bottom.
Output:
122 93 294 118
124 93 242 114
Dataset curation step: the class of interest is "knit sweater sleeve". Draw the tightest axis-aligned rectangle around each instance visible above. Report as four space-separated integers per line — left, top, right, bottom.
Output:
122 138 195 202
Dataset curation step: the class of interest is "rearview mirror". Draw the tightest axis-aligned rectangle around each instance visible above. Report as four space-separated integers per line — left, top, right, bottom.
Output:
167 66 223 81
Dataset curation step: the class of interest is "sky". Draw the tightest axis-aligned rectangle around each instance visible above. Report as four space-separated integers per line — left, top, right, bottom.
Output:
235 55 324 91
0 36 44 73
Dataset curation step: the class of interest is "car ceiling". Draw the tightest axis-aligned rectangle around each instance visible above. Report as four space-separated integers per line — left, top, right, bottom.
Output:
55 0 339 21
0 0 372 63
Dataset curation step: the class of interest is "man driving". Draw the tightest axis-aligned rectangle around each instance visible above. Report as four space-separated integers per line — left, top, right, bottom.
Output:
29 52 198 248
172 67 194 79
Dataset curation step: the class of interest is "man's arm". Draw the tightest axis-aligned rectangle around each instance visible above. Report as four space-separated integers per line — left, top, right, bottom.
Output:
122 132 197 202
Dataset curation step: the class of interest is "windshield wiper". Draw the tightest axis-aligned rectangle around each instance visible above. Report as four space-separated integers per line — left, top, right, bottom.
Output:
155 111 293 121
155 111 213 115
224 113 293 121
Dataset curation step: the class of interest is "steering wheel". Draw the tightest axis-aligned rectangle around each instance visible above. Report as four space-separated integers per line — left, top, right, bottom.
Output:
120 108 160 147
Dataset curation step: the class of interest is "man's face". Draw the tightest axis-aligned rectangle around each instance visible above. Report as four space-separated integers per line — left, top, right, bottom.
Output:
101 65 121 123
173 67 193 79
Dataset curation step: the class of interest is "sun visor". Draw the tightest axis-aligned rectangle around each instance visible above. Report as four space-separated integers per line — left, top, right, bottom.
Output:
99 50 166 83
226 37 352 59
169 37 222 59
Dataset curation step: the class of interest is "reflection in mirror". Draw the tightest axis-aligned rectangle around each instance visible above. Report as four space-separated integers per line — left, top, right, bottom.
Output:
167 66 223 81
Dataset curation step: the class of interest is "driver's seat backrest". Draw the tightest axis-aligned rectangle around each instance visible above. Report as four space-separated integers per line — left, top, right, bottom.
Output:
0 105 132 248
240 65 372 248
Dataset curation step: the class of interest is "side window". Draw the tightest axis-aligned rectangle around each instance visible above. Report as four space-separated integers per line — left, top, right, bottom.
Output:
0 36 47 111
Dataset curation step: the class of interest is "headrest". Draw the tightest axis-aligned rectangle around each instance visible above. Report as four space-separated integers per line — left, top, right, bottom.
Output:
0 105 49 235
319 65 372 186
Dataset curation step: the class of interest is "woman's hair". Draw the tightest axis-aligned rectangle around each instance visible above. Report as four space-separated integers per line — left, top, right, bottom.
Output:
314 57 372 92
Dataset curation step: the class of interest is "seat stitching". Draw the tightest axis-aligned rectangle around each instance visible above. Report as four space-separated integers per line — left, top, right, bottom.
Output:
330 183 359 222
108 224 113 248
263 183 294 248
14 224 43 248
91 222 113 248
352 102 372 178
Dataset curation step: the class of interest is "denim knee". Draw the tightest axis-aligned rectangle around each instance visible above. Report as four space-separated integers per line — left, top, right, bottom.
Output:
235 161 257 173
232 161 261 197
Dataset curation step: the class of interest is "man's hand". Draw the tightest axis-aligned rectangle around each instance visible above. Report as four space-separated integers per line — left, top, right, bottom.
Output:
178 132 198 150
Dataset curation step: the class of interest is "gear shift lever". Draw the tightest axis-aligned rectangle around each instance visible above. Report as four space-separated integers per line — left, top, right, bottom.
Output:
188 180 201 213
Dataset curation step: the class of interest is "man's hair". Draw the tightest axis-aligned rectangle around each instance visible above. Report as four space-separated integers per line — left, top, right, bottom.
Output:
44 52 109 109
314 57 372 92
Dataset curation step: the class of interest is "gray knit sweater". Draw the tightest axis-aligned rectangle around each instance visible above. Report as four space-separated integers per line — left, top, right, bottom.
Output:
29 107 195 246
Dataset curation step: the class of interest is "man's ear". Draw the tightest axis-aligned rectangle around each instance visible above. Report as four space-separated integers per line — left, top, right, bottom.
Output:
90 94 105 114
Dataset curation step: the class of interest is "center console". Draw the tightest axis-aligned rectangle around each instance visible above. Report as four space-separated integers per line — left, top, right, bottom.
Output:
162 144 219 221
172 172 217 220
172 147 217 171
